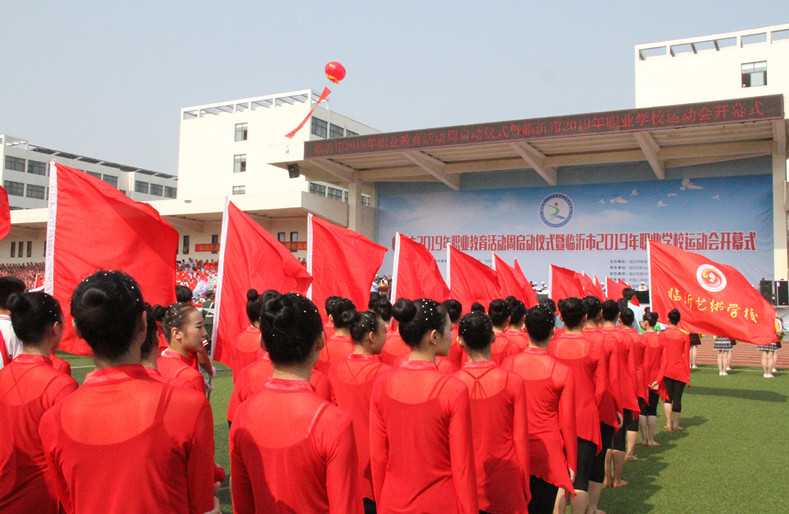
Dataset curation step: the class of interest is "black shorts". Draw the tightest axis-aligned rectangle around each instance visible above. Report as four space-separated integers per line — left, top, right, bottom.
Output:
591 423 614 483
529 476 559 514
644 391 660 416
663 377 686 413
573 437 598 492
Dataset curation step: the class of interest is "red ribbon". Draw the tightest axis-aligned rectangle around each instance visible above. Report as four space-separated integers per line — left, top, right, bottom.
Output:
285 87 331 139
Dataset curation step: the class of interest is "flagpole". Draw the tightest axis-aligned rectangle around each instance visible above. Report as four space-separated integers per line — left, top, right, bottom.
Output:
306 213 314 299
647 241 653 308
446 244 452 293
44 161 58 296
390 233 401 302
211 198 231 359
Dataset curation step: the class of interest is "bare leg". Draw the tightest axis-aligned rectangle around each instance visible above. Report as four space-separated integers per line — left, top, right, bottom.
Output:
761 351 771 376
625 430 638 461
647 415 660 445
769 350 778 373
570 490 589 514
611 451 628 487
663 401 673 430
672 411 682 431
639 415 647 445
554 487 566 514
604 449 613 487
690 345 697 368
587 481 605 514
717 350 727 375
725 349 732 371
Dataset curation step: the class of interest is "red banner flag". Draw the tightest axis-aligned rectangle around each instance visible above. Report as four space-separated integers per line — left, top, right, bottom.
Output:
493 254 536 307
45 163 177 355
550 265 584 302
606 277 625 302
649 240 776 345
0 186 9 240
308 214 387 318
448 245 501 314
391 233 449 302
213 201 313 368
593 274 606 299
514 259 539 308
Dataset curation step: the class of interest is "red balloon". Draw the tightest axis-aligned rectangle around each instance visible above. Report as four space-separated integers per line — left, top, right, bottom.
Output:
325 61 346 83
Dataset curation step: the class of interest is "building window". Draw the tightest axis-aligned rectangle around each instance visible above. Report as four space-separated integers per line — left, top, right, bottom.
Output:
362 194 371 206
17 241 23 258
232 185 245 195
87 171 102 179
4 181 24 196
329 124 344 139
183 235 190 255
26 241 32 258
290 232 298 242
103 174 118 187
10 242 15 258
164 186 177 198
309 182 326 196
277 232 286 242
211 234 219 254
346 129 358 137
311 117 328 138
135 180 149 194
26 184 45 200
327 186 343 200
742 61 767 87
28 160 47 176
234 154 247 173
4 156 25 172
235 122 248 141
150 183 163 196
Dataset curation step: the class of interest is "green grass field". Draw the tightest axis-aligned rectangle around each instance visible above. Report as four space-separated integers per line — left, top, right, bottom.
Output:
61 352 787 513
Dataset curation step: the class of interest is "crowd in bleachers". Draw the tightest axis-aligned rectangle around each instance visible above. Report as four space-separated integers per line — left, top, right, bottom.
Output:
0 262 44 289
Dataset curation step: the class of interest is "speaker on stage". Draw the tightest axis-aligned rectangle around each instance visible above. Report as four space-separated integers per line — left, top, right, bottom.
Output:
776 281 788 306
760 280 774 304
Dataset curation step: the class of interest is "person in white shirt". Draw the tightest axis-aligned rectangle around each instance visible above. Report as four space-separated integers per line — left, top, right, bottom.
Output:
622 288 644 333
0 276 26 368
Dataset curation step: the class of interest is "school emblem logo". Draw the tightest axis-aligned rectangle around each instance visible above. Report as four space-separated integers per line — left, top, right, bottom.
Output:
539 193 573 228
697 264 727 292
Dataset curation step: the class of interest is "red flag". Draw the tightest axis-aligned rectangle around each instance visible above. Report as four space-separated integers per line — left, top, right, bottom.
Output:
46 163 177 355
213 201 313 368
308 214 386 318
448 245 501 314
550 265 584 302
606 277 626 302
0 186 9 240
649 240 776 345
493 254 536 307
392 233 449 302
593 274 606 299
514 259 539 308
618 279 640 306
576 272 598 298
33 274 43 289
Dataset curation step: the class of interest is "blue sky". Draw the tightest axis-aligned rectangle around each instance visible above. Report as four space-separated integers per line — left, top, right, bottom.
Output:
1 1 786 174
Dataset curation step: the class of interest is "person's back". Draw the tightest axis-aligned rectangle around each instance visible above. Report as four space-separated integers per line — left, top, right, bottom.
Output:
453 360 529 513
157 349 205 393
660 326 690 383
230 377 357 513
380 329 409 366
502 348 576 494
642 332 665 385
371 361 476 513
39 365 214 513
600 326 640 413
548 333 603 450
328 354 391 502
0 355 77 512
315 334 354 374
229 325 262 381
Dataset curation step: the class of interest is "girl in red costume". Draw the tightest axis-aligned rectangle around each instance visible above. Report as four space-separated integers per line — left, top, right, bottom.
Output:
481 299 521 365
504 297 530 350
39 270 219 513
327 309 390 513
620 308 646 463
370 298 477 513
548 297 606 514
503 305 577 514
315 296 355 374
660 309 691 431
640 311 665 446
230 292 361 513
156 302 208 394
0 292 78 513
454 311 530 514
226 289 270 381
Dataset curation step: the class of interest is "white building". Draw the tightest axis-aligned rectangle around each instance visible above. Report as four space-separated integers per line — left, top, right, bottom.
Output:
1 135 177 210
635 23 789 107
177 89 378 206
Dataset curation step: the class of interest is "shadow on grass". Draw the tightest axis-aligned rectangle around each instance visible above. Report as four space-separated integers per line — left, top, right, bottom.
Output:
688 386 787 403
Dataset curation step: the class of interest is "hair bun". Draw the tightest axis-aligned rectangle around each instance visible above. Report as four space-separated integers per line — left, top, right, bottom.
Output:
6 293 27 313
150 304 167 323
340 308 360 327
247 289 259 302
392 298 416 323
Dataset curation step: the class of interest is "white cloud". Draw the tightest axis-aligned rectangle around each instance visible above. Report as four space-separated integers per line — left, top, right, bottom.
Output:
712 194 720 200
667 193 677 197
609 196 628 204
657 200 668 207
680 178 703 190
631 189 639 196
599 198 606 204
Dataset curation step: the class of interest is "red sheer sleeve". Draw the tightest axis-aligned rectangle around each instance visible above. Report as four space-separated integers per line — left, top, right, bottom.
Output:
447 381 478 514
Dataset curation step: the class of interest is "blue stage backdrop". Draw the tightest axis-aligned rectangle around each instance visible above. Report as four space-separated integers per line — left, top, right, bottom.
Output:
376 171 773 288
